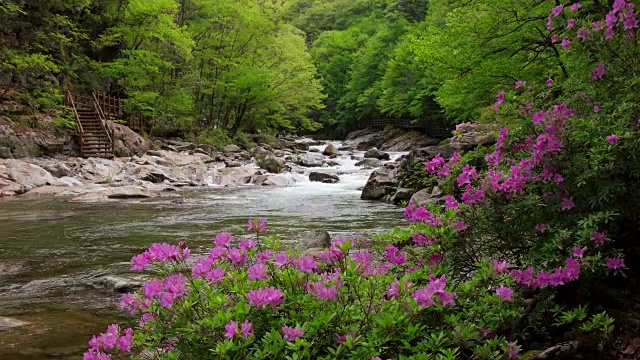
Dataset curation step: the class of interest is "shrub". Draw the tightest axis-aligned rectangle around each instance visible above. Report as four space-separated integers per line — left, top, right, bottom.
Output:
84 2 638 359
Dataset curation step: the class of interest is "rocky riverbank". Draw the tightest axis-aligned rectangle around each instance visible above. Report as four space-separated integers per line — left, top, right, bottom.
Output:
360 123 499 205
0 124 441 201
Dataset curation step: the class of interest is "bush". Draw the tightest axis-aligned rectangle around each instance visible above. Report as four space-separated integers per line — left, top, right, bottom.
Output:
84 3 638 359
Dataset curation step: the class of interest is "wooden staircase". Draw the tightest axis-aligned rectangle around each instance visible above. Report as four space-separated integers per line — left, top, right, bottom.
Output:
65 91 121 158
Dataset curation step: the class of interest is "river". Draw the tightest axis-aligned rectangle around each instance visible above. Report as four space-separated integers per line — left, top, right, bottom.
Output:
0 142 407 359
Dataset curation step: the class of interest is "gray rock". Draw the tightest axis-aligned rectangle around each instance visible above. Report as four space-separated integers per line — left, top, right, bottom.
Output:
225 160 242 168
256 155 286 173
49 176 83 187
364 147 390 160
298 152 324 167
361 167 399 200
294 229 331 251
223 144 242 153
322 144 339 156
391 188 417 204
309 172 340 183
0 146 12 159
107 187 154 199
96 275 146 293
410 186 445 206
355 158 381 169
0 159 56 189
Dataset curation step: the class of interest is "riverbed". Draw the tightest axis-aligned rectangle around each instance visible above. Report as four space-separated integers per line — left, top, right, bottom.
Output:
0 142 407 359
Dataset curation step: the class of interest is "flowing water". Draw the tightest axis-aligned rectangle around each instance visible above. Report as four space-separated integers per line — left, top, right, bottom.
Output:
0 142 406 359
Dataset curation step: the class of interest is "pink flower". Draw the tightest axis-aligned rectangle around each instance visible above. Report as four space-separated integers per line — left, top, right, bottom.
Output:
551 35 558 43
560 197 575 210
142 279 164 299
246 287 284 310
297 256 317 274
493 259 510 274
606 135 619 144
591 63 605 80
606 257 626 269
551 4 564 17
248 263 269 281
561 38 571 49
214 232 232 248
496 285 514 302
594 105 601 113
164 273 187 297
572 247 585 258
444 195 459 210
534 223 548 233
569 3 582 13
507 341 520 359
547 77 554 87
577 27 589 40
515 80 525 89
547 16 555 30
590 232 606 244
282 326 304 341
224 321 238 339
247 218 267 233
613 0 627 13
273 251 289 268
456 220 469 232
241 320 253 338
592 21 604 30
567 19 576 28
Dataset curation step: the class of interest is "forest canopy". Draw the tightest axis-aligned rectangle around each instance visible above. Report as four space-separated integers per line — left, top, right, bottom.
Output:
0 0 592 137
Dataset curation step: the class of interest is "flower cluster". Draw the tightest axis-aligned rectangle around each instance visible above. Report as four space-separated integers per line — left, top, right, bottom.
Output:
84 324 133 360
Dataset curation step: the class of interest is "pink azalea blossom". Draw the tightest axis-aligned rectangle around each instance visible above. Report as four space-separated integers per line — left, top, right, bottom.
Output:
561 38 571 49
496 285 514 302
591 63 606 80
560 197 575 210
592 21 604 30
569 3 582 13
534 223 548 233
224 321 238 339
241 320 253 338
606 257 626 269
551 4 564 17
572 247 585 258
282 326 304 341
594 105 601 113
567 19 576 28
551 35 558 43
248 263 269 281
606 134 619 144
547 77 554 87
590 232 606 244
515 80 524 89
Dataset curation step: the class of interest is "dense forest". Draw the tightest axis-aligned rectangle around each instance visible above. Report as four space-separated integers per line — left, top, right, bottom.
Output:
1 0 577 139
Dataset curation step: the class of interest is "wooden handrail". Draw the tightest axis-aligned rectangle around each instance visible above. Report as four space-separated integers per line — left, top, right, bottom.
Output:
92 91 114 155
65 90 85 156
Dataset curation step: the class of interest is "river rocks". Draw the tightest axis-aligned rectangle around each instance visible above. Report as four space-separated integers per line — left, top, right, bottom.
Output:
111 123 154 157
225 160 242 168
0 317 29 331
380 131 440 152
322 144 339 156
364 147 390 160
356 158 381 169
410 186 444 206
309 172 340 183
257 155 286 173
298 152 324 167
361 167 399 200
96 275 146 293
223 144 242 153
107 187 155 199
251 174 290 186
0 159 56 191
391 188 417 203
219 167 258 186
80 157 124 180
294 229 331 251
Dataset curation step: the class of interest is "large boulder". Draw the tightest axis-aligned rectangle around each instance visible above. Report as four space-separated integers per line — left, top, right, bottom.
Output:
410 186 444 206
294 229 331 251
218 167 258 186
391 188 418 204
298 152 325 167
322 144 339 156
364 147 390 160
110 123 154 157
355 158 381 169
309 172 340 184
361 167 399 200
380 131 440 152
257 155 286 173
79 157 124 180
223 144 242 153
0 159 56 190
